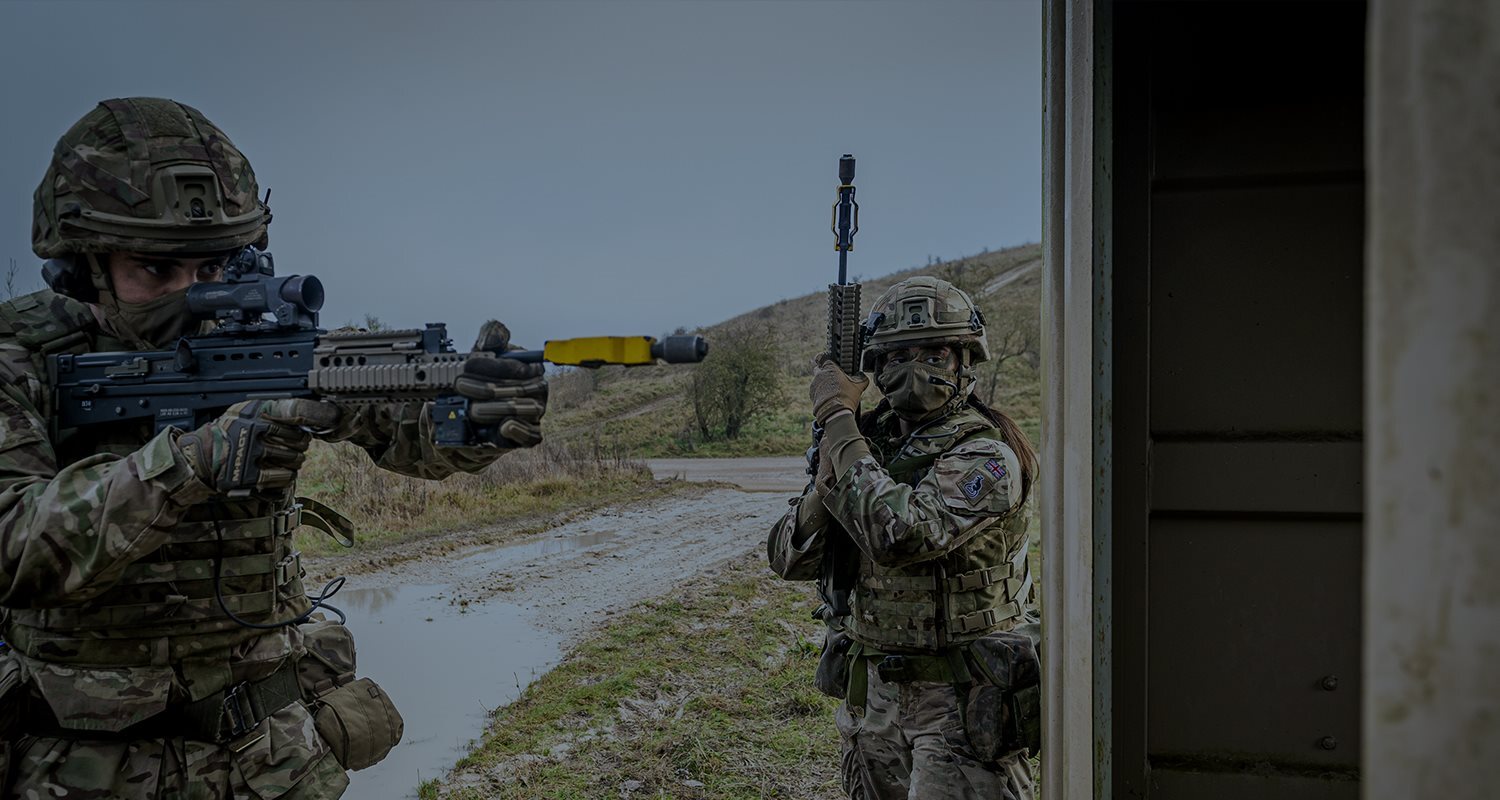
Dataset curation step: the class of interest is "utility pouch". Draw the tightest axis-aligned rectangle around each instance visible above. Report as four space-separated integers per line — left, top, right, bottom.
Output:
296 618 404 771
296 618 357 696
963 630 1042 761
814 627 853 700
311 677 404 772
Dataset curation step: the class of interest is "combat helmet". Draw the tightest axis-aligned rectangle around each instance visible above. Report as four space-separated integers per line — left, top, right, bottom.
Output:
32 98 270 263
860 276 990 373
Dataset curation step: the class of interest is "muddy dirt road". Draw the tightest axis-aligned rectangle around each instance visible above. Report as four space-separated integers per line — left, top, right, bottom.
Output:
316 459 801 799
647 456 806 493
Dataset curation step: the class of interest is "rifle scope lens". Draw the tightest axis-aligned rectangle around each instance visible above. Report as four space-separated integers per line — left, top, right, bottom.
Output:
282 275 325 312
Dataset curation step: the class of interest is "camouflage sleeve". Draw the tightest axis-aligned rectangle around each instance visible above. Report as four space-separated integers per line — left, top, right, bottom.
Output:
0 354 213 607
822 436 1024 568
321 401 505 480
767 489 828 580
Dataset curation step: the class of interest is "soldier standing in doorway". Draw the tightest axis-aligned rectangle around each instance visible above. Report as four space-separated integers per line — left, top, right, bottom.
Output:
769 276 1041 799
0 97 547 798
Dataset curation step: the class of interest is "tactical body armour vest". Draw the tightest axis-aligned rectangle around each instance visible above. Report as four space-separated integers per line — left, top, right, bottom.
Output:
847 407 1033 653
0 290 314 724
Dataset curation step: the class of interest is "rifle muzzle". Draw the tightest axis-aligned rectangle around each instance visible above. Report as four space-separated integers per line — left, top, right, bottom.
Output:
652 335 709 364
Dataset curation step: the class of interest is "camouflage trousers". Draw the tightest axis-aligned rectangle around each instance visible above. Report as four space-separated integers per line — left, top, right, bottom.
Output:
3 701 349 799
835 660 1034 800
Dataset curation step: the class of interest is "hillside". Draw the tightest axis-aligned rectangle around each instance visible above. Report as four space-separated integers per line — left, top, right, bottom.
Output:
543 242 1043 457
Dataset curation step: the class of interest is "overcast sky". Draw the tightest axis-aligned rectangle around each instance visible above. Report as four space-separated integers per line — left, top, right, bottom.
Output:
0 0 1041 348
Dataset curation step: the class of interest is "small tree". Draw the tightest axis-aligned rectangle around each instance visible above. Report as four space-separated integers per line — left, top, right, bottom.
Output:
980 310 1039 404
688 319 782 440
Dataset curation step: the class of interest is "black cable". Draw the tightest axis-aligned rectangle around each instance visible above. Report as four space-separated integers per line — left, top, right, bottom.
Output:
210 504 346 629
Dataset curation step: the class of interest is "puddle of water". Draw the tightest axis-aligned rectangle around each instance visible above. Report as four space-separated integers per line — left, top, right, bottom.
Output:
338 584 558 797
323 518 661 796
461 528 619 567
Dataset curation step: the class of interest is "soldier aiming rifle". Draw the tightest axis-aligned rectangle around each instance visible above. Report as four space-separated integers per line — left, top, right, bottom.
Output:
0 97 702 800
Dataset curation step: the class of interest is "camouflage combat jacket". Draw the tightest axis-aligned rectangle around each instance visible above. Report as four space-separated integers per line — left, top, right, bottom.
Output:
0 289 495 734
769 405 1032 652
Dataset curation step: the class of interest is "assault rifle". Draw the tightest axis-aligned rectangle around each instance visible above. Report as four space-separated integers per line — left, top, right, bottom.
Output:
812 154 865 621
48 247 708 446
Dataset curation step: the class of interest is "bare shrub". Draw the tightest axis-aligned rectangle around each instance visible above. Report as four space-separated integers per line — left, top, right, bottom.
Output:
979 311 1039 405
548 367 598 411
688 319 782 440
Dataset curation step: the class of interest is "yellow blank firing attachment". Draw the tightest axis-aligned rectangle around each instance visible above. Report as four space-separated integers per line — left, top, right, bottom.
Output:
526 335 709 368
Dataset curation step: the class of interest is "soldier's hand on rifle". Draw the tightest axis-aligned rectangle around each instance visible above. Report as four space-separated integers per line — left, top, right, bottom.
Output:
176 399 341 498
810 353 869 425
454 320 548 448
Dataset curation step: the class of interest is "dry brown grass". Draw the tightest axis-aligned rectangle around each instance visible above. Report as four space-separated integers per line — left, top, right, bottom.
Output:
296 440 655 555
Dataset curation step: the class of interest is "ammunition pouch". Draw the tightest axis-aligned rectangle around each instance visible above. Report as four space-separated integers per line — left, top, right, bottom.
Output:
297 618 403 772
311 678 404 771
961 630 1042 761
813 625 852 700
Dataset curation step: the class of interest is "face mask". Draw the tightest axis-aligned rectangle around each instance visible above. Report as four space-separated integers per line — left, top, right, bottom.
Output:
876 361 960 420
99 286 198 349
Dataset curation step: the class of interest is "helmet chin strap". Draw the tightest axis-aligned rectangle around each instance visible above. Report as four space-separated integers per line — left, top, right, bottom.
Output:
941 349 978 406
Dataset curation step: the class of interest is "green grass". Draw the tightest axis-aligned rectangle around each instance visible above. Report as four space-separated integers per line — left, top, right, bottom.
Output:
434 554 844 799
432 542 1046 799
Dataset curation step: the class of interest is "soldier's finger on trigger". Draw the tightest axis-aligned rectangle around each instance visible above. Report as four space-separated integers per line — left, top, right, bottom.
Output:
262 399 341 430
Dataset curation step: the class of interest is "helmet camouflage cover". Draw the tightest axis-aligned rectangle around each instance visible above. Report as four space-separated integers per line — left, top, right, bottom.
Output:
32 97 270 258
861 276 990 372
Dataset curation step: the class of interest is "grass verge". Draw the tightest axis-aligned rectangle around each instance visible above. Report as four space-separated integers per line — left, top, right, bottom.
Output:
432 552 844 799
294 440 669 557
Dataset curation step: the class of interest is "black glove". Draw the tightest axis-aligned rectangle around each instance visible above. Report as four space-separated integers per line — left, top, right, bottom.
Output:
177 398 341 498
454 320 548 448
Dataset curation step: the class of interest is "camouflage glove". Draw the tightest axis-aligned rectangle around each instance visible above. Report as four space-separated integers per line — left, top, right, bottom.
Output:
809 353 869 425
454 320 548 448
177 399 341 497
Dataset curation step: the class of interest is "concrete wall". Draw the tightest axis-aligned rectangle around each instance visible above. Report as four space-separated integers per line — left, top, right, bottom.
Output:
1041 1 1098 797
1364 1 1500 797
